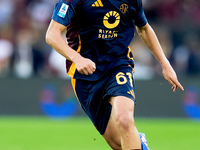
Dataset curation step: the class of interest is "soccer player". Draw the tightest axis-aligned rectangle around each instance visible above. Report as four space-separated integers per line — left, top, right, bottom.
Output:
46 0 184 149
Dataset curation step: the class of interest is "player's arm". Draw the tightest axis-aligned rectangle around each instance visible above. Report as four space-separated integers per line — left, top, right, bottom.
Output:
46 19 96 75
136 23 184 92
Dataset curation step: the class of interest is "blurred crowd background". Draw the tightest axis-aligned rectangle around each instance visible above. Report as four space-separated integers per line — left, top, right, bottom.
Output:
0 0 200 79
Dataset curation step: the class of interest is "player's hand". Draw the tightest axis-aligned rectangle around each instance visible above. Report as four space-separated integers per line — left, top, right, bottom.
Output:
73 55 96 75
162 62 184 92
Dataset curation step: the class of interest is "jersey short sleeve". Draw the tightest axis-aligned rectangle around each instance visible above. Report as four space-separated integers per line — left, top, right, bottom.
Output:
134 0 147 27
52 0 80 26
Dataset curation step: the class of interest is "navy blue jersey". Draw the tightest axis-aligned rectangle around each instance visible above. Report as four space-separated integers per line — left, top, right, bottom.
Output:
52 0 147 81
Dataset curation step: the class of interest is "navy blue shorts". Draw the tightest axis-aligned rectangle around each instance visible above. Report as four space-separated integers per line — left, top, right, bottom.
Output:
71 66 136 135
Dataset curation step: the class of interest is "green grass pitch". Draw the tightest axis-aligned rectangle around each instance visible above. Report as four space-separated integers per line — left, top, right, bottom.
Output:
0 117 199 150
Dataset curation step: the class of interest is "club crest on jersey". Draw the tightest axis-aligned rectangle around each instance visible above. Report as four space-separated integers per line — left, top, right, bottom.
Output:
58 3 69 18
120 4 129 14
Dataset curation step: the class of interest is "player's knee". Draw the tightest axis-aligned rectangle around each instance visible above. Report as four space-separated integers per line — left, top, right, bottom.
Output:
108 142 121 150
115 113 135 131
105 138 121 150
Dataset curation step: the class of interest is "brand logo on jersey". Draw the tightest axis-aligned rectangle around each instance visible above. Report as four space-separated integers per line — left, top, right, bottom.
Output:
98 11 120 39
98 29 118 39
103 11 120 29
127 90 135 98
120 4 129 14
92 0 103 7
58 3 69 18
